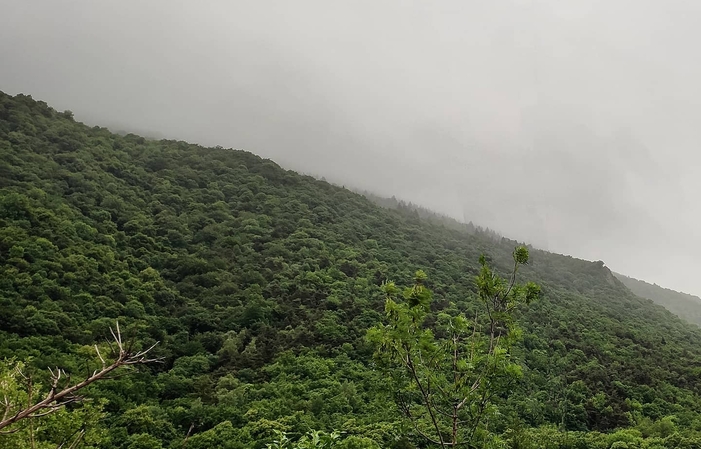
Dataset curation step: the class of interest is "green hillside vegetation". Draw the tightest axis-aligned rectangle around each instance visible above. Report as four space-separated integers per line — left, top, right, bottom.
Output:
615 273 701 328
357 190 503 241
3 91 701 447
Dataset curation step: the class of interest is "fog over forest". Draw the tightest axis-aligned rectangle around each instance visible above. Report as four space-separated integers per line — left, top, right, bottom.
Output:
2 0 701 294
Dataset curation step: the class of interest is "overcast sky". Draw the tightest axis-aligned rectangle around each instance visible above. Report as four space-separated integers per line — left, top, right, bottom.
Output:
2 1 701 295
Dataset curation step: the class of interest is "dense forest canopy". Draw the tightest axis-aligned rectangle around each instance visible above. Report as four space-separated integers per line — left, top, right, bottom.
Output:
3 91 701 447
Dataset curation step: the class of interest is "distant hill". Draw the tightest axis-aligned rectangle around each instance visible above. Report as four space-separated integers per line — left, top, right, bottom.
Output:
615 272 701 327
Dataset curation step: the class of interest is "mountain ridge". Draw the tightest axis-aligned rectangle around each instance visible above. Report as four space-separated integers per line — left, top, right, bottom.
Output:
3 90 701 447
357 187 701 316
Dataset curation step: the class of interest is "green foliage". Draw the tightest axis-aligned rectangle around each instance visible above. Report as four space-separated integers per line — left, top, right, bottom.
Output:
266 429 340 449
369 248 539 447
264 429 381 449
3 91 701 447
0 360 108 449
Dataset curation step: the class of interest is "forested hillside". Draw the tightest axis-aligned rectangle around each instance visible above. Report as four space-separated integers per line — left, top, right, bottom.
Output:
615 273 701 327
3 91 701 448
357 190 504 241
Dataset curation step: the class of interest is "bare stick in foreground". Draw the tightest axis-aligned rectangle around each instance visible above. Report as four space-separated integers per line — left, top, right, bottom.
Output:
0 321 161 432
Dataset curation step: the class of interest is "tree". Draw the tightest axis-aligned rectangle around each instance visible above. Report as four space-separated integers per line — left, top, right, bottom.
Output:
368 246 541 447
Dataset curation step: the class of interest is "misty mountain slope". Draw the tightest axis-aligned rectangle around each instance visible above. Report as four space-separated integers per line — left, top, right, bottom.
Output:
3 91 701 447
615 272 701 326
359 188 701 336
358 189 505 240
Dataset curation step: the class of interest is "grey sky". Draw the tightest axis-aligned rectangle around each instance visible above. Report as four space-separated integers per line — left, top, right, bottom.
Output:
2 1 700 295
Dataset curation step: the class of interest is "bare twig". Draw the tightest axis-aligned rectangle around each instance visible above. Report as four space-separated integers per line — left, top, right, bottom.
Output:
405 353 446 448
181 422 195 448
0 321 161 431
56 428 85 449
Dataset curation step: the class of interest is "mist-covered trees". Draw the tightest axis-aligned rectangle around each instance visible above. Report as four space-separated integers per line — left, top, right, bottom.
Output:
3 90 701 447
615 273 701 327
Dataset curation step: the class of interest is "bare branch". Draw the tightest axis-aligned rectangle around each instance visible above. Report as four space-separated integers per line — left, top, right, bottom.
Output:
2 396 11 423
94 345 106 368
181 422 195 449
406 354 447 448
56 428 85 449
0 321 161 432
